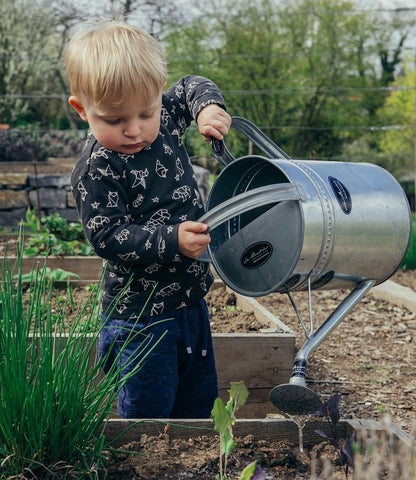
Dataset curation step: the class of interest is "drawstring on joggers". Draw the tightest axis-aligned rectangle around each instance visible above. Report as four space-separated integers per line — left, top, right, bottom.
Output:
180 300 208 356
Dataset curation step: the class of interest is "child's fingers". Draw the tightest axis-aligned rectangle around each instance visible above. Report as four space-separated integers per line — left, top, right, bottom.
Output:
181 221 209 233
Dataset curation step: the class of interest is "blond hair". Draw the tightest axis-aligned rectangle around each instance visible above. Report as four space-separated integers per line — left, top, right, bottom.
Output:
65 19 167 106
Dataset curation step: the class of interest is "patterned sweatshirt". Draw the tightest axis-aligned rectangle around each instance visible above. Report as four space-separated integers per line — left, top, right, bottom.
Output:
71 76 226 319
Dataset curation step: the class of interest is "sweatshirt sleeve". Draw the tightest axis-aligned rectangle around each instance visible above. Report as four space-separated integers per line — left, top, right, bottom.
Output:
163 75 227 135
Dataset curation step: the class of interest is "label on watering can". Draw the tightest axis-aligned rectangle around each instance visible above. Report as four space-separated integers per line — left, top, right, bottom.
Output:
328 176 352 214
241 241 273 269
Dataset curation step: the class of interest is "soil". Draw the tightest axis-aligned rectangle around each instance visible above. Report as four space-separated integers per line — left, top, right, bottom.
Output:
5 244 413 478
257 269 416 433
105 432 345 480
207 270 416 434
49 269 416 478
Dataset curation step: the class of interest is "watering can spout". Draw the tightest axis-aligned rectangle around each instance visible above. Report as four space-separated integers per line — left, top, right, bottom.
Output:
269 383 322 416
269 279 375 416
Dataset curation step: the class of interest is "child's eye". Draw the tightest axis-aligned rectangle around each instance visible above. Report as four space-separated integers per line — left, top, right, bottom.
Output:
105 118 121 125
140 111 155 120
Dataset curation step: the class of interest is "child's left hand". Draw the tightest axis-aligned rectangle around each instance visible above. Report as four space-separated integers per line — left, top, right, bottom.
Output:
197 104 231 142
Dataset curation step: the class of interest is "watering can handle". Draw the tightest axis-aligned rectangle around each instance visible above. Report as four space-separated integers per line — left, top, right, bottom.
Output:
198 183 303 232
211 116 291 166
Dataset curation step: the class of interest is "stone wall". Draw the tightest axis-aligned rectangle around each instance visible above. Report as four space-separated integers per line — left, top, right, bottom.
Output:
0 159 77 228
0 159 210 229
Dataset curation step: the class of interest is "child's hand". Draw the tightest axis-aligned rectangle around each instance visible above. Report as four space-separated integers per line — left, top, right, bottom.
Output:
197 104 231 142
178 221 211 259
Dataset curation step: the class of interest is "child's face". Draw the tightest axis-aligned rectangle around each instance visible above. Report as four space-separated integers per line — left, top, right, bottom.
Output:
69 92 162 154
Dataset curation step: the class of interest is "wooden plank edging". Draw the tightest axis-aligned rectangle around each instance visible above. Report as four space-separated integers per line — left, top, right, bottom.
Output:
103 417 413 449
371 279 416 313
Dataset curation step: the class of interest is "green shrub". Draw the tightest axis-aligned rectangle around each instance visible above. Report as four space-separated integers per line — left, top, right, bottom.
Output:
400 214 416 270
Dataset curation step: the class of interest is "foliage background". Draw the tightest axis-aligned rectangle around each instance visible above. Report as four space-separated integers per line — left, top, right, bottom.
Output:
0 0 415 180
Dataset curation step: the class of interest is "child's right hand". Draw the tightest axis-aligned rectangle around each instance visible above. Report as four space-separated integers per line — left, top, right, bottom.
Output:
197 104 231 142
178 221 211 259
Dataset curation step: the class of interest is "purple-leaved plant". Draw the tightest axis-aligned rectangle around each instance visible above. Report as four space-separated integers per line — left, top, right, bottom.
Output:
315 393 354 479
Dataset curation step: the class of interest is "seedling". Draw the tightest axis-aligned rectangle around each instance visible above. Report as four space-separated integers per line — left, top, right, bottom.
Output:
211 381 265 480
22 208 94 256
19 266 80 283
315 393 354 479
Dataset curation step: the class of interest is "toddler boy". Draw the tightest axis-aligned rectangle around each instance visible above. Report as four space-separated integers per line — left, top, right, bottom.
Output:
65 19 231 418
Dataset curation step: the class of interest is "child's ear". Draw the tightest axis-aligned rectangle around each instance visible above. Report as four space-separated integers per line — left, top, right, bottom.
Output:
69 96 88 122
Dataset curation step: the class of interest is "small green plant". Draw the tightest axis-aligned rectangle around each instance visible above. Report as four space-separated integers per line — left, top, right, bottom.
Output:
20 266 80 283
224 305 240 312
211 305 241 316
211 381 264 480
23 208 94 256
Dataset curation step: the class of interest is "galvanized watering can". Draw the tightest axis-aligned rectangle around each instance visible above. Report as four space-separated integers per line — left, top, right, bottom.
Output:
198 116 411 415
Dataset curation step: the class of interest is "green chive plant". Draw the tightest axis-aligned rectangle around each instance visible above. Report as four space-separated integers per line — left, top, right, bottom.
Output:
211 381 264 480
0 234 162 479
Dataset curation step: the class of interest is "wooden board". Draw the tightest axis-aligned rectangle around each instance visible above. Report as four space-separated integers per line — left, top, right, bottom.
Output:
103 417 347 448
2 255 103 281
213 333 295 416
103 417 413 449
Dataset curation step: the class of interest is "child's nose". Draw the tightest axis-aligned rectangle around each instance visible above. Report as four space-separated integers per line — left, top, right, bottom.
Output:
124 120 141 138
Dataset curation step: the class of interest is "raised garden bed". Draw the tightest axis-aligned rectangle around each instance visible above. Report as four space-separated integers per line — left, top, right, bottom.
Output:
6 251 416 426
1 255 103 284
101 417 414 479
207 282 295 417
3 249 416 477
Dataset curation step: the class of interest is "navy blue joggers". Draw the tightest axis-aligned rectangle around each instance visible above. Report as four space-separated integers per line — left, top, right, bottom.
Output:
98 299 218 418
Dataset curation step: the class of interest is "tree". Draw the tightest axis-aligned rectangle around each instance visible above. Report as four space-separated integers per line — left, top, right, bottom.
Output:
0 0 413 171
164 0 413 163
0 0 188 128
0 0 64 126
275 0 373 158
375 63 415 177
190 0 295 158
